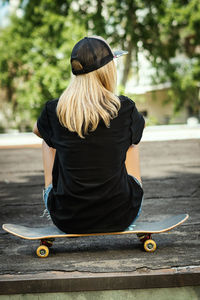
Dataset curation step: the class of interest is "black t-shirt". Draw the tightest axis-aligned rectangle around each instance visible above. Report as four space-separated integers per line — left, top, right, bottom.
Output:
37 95 145 233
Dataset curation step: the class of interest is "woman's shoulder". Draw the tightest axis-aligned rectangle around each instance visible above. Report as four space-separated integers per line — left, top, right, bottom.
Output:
118 95 136 108
45 98 59 110
42 98 59 121
118 95 136 115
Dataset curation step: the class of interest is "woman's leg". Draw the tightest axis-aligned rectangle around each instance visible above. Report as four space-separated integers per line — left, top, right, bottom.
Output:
125 144 143 230
42 140 56 188
125 144 142 184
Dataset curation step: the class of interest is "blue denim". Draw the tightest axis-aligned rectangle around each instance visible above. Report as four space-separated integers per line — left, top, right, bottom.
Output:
125 175 143 231
41 183 52 219
43 183 52 211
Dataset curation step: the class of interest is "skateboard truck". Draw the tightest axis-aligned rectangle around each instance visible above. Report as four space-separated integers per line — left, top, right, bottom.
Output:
40 238 55 247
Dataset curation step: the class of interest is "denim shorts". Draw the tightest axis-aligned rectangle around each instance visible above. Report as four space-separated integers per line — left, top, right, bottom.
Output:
125 175 143 231
43 183 52 213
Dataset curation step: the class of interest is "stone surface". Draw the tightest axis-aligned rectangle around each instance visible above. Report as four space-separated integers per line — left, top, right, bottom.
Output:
0 139 199 275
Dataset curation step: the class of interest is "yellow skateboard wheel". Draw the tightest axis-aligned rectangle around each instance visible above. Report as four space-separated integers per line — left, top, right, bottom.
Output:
144 239 157 252
36 245 49 258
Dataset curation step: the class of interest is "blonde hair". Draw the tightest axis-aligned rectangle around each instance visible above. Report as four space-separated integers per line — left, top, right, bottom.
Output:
57 60 120 138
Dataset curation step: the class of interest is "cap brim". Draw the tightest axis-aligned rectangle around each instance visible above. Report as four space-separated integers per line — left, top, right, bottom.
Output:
113 50 128 58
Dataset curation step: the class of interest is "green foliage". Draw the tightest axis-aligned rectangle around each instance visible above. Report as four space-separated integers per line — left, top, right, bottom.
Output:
149 0 200 116
0 1 86 130
104 0 200 116
145 116 159 126
0 0 200 131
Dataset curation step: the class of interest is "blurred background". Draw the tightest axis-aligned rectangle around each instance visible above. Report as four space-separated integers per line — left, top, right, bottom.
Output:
0 0 200 133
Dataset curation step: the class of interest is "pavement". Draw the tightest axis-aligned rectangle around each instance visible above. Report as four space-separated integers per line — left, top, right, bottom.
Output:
0 124 200 147
0 128 200 294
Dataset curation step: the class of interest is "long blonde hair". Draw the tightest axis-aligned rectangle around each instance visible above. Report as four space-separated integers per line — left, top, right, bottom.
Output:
57 60 120 138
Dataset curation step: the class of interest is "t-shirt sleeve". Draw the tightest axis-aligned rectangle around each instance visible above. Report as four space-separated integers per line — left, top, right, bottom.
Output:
130 104 145 145
37 102 54 148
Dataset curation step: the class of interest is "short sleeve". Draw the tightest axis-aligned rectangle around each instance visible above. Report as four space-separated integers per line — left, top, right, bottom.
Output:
131 104 145 145
37 102 54 147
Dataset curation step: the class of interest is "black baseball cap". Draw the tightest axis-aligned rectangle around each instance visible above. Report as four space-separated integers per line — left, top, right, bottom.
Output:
71 37 128 75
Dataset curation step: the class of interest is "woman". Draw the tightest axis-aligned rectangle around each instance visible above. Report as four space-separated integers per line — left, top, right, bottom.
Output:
33 36 145 234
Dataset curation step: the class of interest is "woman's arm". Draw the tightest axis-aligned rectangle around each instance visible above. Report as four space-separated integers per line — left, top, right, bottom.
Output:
125 144 142 184
33 122 56 187
33 122 42 138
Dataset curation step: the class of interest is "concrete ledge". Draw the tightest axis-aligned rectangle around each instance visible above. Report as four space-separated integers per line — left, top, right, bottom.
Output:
1 287 200 300
0 267 200 295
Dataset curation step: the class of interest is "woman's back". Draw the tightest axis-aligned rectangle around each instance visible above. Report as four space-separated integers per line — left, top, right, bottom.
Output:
37 95 144 233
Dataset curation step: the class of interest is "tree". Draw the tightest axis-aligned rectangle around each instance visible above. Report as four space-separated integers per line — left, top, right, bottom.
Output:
0 0 86 130
0 0 199 130
141 0 200 116
80 0 200 117
166 0 200 116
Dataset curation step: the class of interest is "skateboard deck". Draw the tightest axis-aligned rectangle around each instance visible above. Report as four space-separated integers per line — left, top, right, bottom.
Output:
2 214 188 257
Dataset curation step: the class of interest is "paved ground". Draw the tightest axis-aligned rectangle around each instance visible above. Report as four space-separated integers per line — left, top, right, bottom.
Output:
0 124 200 147
0 139 199 275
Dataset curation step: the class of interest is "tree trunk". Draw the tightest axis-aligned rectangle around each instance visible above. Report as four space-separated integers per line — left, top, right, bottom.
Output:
95 0 105 36
121 39 134 87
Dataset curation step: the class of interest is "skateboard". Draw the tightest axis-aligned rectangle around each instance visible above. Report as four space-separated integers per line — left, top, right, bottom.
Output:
2 214 188 258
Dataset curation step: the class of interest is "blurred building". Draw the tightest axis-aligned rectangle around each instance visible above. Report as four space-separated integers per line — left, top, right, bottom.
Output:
121 52 189 125
127 85 187 125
